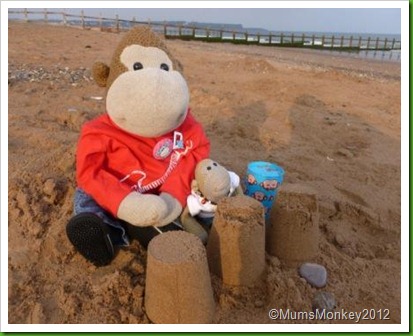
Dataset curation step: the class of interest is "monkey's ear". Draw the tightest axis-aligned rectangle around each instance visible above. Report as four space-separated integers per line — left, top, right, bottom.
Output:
92 61 110 87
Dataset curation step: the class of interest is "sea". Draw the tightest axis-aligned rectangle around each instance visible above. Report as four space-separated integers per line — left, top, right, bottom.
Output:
8 13 402 62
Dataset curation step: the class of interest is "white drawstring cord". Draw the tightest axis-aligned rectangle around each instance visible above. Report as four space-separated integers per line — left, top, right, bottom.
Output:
153 226 163 234
119 140 193 194
153 220 183 235
119 140 193 233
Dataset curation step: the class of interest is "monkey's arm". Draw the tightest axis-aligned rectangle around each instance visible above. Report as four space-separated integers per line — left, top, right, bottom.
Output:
234 184 244 196
180 206 208 244
180 206 199 229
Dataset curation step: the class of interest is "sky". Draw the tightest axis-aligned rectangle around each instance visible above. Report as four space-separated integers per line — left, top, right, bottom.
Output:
8 6 401 35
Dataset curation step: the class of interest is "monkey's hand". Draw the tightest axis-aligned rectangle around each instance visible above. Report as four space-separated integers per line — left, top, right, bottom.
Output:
157 192 183 227
117 192 169 227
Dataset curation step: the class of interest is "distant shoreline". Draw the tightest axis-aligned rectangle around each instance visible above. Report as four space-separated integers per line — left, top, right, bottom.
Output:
7 16 400 39
9 19 401 63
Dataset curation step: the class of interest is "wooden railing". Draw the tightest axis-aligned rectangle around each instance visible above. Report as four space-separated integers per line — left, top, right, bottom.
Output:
8 9 401 51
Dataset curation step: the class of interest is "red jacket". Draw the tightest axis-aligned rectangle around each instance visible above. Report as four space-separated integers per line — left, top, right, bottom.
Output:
76 111 210 217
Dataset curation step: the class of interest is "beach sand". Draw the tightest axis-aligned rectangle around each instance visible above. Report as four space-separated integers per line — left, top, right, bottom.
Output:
8 22 401 324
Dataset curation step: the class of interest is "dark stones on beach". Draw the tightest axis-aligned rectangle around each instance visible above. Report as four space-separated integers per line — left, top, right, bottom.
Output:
299 262 327 288
312 291 336 313
8 63 93 86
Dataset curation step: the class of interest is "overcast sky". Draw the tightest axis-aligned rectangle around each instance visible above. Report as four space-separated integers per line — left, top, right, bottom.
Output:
8 7 401 35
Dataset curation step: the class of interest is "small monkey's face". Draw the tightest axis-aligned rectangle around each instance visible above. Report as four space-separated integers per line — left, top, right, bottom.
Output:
261 179 278 190
194 159 231 204
106 45 189 138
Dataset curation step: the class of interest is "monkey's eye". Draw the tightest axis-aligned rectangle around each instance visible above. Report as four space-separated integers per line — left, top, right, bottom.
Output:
133 62 143 71
207 166 212 171
160 63 169 71
213 162 218 166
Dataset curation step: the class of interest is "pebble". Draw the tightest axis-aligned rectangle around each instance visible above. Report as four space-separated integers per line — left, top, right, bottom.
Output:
129 259 145 275
43 178 56 196
267 255 281 268
323 116 336 126
132 284 144 298
299 263 327 288
89 96 104 101
337 148 354 158
286 278 296 289
254 299 264 308
299 277 308 285
28 302 45 323
312 291 336 313
334 232 347 248
16 190 29 207
133 297 144 318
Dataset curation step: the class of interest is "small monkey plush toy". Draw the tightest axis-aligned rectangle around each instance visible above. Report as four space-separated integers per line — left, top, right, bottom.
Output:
180 159 242 243
66 27 210 266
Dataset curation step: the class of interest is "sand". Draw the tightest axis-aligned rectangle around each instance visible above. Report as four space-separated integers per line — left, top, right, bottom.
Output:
207 195 265 286
8 22 401 324
267 183 319 263
145 231 215 324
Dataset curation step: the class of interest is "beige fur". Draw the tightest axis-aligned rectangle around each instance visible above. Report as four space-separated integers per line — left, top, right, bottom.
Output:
106 65 189 137
92 61 110 87
194 159 233 203
120 45 173 71
92 26 183 89
103 30 189 138
91 27 189 227
117 192 169 226
180 159 243 243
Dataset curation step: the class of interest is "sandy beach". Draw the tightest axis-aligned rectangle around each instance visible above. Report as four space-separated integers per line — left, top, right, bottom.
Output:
8 22 401 324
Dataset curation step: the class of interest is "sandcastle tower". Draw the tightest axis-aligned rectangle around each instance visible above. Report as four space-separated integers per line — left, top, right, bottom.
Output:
145 231 215 324
266 183 319 263
207 195 265 286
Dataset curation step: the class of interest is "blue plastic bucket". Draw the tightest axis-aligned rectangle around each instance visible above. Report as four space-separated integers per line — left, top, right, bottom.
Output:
243 161 285 219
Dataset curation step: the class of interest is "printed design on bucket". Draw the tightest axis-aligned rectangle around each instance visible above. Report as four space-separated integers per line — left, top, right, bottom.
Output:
251 191 267 201
243 161 285 219
261 179 279 190
247 174 257 185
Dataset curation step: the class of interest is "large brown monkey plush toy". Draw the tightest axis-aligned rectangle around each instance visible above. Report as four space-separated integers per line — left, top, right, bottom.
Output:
66 27 210 266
